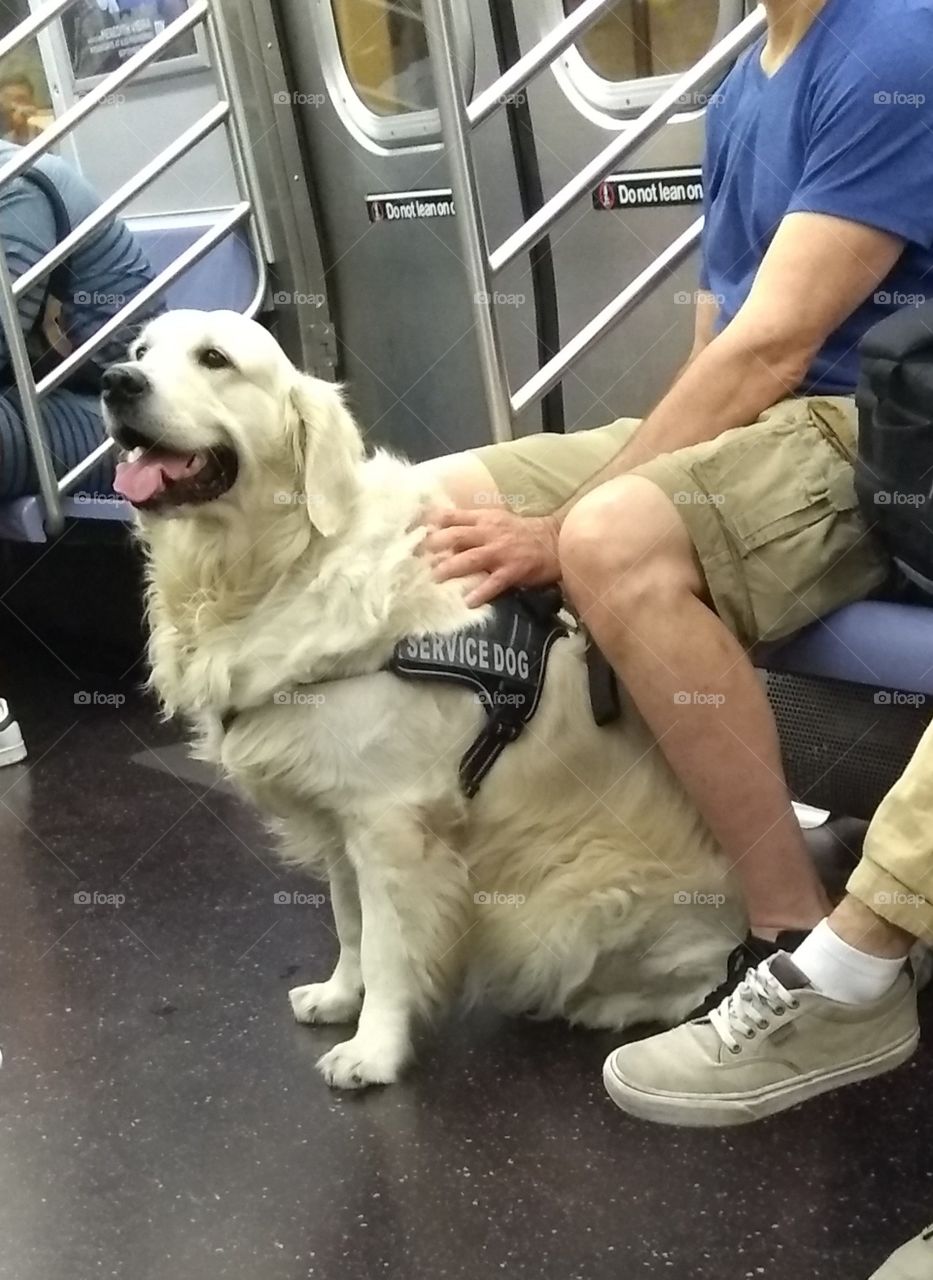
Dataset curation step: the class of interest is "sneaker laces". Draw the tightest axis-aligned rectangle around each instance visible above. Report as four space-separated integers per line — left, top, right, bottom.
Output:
709 961 800 1054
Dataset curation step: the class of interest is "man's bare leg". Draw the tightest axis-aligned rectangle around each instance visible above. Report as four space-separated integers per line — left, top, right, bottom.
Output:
558 474 830 934
825 895 914 959
418 454 504 513
421 454 828 932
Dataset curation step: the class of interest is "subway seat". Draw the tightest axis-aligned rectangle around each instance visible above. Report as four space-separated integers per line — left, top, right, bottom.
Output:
757 600 933 817
0 211 258 544
757 600 933 696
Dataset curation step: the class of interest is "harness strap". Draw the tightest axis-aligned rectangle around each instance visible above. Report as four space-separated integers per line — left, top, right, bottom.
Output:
458 715 521 799
585 636 621 727
388 587 570 797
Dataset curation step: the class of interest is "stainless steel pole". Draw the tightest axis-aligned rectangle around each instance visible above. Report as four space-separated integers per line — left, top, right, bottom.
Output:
15 103 231 300
490 9 766 274
0 248 63 532
468 0 616 128
424 0 513 444
512 219 703 414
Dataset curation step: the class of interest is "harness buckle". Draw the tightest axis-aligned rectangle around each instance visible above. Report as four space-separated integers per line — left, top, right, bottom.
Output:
491 716 521 742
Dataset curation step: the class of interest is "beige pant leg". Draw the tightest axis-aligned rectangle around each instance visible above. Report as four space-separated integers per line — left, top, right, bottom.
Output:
848 719 933 946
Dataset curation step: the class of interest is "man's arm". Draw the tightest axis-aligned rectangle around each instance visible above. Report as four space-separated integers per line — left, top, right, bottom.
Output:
687 288 720 364
429 211 904 603
551 210 904 506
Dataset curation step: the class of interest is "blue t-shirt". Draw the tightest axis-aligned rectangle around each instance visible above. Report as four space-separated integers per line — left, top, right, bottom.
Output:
700 0 933 394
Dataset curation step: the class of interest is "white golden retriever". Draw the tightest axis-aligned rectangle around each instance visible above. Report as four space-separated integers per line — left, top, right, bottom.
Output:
105 310 744 1089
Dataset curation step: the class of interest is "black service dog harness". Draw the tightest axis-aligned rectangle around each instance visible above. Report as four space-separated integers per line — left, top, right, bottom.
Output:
388 588 569 798
221 589 618 800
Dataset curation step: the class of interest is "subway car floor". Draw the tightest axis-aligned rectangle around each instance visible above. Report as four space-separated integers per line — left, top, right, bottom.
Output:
1 624 932 1280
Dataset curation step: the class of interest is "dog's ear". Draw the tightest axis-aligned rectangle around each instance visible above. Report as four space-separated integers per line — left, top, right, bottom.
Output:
287 376 363 537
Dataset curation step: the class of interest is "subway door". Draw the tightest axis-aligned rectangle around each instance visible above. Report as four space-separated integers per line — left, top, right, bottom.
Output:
274 0 540 461
512 0 744 430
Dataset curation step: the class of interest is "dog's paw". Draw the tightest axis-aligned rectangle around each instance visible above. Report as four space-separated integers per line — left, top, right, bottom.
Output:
316 1034 408 1090
289 981 363 1025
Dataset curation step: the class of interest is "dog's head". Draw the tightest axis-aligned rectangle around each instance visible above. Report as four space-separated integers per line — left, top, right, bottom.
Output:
105 310 362 536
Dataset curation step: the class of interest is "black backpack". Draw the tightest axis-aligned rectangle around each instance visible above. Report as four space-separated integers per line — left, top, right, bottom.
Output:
0 166 103 397
856 300 933 594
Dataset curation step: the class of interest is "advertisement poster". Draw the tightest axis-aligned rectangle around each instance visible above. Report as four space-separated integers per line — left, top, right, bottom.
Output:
63 0 199 86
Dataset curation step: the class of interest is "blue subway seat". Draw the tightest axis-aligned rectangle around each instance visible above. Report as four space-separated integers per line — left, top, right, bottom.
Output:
756 600 933 697
0 210 259 544
131 211 258 314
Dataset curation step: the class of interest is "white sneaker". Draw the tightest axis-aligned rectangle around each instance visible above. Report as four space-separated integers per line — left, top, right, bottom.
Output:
0 698 27 767
603 953 919 1127
869 1224 933 1278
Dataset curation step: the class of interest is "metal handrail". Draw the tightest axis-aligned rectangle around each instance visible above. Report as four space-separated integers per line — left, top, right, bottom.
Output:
0 0 74 62
490 10 766 274
424 0 767 439
38 203 252 402
0 3 209 192
204 4 275 268
512 219 703 415
0 0 269 536
14 103 231 299
467 0 617 129
0 238 59 513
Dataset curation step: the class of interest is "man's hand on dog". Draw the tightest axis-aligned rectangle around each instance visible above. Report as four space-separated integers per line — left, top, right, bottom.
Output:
424 508 561 607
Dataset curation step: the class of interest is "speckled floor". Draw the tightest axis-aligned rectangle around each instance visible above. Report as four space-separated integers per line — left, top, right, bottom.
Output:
0 614 931 1280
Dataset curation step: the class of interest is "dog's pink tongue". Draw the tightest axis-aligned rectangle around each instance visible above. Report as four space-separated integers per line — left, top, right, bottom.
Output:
114 452 203 504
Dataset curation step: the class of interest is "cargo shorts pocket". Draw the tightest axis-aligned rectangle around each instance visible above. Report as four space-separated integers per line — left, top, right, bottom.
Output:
685 417 840 555
806 397 864 515
660 400 884 645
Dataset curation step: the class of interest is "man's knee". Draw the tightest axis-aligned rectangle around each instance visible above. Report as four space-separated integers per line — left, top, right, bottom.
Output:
558 476 702 612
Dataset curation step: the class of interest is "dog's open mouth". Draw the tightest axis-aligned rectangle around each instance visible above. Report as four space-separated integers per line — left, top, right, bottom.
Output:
113 445 239 510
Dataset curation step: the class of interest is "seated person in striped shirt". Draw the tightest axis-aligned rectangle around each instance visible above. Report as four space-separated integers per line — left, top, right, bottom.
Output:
0 137 162 502
0 139 163 767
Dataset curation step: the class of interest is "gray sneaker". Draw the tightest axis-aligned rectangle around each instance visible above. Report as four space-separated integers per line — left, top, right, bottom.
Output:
603 953 919 1127
868 1224 933 1279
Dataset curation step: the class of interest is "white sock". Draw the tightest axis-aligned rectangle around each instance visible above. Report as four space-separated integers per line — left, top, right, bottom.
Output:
791 918 906 1005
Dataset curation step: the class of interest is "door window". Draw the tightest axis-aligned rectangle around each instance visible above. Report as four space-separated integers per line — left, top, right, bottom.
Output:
332 0 436 117
325 0 474 145
566 0 721 81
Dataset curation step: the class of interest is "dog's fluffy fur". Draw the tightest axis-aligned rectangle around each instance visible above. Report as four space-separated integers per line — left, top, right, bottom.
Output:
108 310 745 1088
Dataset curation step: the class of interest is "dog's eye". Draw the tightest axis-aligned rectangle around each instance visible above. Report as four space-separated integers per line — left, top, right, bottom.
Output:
133 344 148 361
199 347 232 371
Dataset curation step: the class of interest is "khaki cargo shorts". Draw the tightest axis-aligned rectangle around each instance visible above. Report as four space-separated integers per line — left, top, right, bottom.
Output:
474 396 890 647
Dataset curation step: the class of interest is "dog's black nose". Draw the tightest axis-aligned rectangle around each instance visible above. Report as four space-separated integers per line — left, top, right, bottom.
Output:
102 364 150 404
